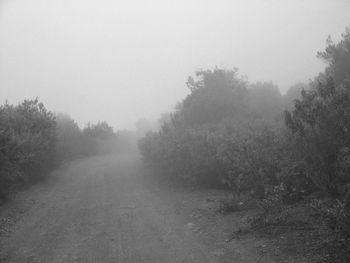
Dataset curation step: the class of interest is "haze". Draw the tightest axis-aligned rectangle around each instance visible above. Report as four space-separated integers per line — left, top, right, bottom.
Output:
1 0 349 129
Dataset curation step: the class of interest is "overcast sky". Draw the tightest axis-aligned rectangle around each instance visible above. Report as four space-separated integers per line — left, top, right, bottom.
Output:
1 0 349 129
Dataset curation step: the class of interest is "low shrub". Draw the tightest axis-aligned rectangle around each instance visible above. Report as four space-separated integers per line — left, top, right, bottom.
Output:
0 100 119 199
0 99 56 196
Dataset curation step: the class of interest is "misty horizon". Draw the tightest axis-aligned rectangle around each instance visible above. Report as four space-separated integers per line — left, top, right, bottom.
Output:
1 0 350 129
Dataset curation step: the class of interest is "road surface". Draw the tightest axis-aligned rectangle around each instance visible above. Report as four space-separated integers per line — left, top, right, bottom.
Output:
0 154 273 263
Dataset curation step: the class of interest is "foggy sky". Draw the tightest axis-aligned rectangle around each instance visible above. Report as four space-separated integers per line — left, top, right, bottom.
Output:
1 0 349 129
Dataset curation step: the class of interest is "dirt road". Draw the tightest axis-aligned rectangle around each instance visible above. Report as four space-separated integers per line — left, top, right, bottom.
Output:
0 154 274 263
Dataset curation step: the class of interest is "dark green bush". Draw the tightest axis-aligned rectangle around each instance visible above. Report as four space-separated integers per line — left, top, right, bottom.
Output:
0 99 56 196
138 28 350 262
0 99 120 199
139 68 285 191
139 126 225 186
56 115 119 160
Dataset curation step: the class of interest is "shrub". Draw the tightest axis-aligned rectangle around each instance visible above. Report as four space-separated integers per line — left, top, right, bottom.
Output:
55 113 84 161
0 99 56 196
139 126 225 186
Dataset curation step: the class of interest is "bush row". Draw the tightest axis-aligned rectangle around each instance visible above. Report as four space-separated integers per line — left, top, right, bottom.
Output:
0 99 118 198
139 28 350 262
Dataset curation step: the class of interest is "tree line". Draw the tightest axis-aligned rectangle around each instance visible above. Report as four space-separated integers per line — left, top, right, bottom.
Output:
0 99 118 199
139 28 350 262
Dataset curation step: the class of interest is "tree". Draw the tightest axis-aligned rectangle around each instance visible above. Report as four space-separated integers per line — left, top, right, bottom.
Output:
55 113 84 160
247 82 283 120
83 121 116 139
317 27 350 85
178 68 248 126
285 74 350 195
283 82 309 109
0 99 56 184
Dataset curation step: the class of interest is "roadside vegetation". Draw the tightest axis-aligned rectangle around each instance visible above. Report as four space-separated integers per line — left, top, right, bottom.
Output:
0 99 118 200
139 28 350 262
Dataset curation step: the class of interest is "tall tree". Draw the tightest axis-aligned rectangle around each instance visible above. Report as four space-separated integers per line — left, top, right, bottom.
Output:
317 27 350 85
285 28 350 194
178 68 248 126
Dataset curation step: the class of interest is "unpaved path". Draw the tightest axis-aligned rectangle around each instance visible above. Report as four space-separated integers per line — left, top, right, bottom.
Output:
0 154 276 263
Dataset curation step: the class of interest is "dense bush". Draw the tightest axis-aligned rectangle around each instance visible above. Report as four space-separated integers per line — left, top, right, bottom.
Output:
139 28 350 262
55 113 85 160
0 100 119 198
0 99 56 196
140 125 225 186
140 28 350 198
285 78 350 196
56 115 119 160
217 120 284 197
139 68 285 191
82 121 118 155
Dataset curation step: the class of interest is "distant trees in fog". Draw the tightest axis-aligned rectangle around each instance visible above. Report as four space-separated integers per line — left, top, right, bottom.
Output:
139 68 287 191
56 114 118 158
139 27 350 260
0 102 118 198
140 28 350 199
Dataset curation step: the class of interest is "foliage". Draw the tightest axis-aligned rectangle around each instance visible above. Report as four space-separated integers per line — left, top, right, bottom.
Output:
139 68 285 190
56 115 119 160
55 113 84 160
283 82 309 109
139 27 350 262
179 68 248 126
83 121 116 140
0 99 56 195
82 121 118 155
0 100 119 198
217 120 283 197
317 27 350 85
285 77 350 195
139 126 225 186
247 82 283 120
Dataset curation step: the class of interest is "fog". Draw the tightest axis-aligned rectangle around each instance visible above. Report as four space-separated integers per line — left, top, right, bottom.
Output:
1 0 349 129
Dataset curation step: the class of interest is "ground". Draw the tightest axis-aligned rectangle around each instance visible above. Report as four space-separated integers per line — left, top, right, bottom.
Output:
0 154 286 263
